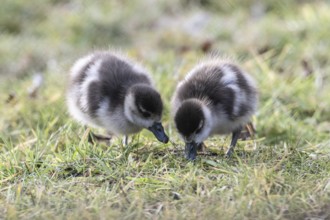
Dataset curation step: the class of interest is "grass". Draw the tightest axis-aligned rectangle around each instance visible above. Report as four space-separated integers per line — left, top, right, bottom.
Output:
1 0 330 219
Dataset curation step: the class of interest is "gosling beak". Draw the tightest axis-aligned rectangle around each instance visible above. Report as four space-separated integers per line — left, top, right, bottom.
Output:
148 122 169 143
185 141 198 160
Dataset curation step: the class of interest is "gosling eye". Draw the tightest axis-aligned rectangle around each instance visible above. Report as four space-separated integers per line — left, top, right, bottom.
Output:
137 105 151 118
142 112 151 118
195 127 202 134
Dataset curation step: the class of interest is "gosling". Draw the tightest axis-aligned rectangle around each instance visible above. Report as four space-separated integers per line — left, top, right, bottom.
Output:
172 58 258 160
67 51 169 144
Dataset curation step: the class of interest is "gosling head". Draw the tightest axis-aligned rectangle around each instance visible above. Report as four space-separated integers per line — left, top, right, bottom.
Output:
124 84 169 143
174 100 212 160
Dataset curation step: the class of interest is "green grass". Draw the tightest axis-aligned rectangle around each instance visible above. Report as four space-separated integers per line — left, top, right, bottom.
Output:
1 0 330 219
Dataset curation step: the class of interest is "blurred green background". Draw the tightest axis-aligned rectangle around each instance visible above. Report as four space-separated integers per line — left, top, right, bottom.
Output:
1 0 329 80
1 1 330 219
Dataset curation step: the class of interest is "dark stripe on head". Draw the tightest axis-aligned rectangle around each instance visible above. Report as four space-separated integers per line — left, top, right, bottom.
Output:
175 100 204 137
132 85 163 117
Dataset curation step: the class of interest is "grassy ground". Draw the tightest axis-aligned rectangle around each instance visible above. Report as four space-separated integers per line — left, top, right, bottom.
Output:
1 0 330 219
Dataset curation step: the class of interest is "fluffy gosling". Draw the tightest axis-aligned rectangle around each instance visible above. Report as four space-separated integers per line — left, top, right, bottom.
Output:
67 51 169 144
172 59 258 160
